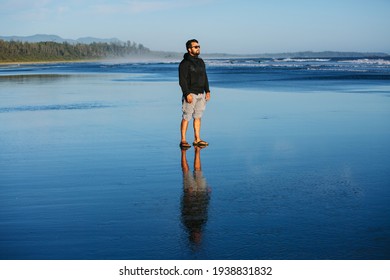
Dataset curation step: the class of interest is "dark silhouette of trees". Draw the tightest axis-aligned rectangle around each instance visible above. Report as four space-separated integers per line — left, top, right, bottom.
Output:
0 40 150 62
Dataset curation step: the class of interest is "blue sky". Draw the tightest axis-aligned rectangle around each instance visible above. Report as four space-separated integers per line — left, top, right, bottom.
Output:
1 0 389 54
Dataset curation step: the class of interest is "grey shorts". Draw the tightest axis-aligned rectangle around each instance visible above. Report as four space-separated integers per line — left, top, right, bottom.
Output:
182 93 207 121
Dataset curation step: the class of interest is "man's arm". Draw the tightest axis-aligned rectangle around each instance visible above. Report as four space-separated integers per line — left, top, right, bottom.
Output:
204 64 210 101
179 62 191 98
204 70 210 94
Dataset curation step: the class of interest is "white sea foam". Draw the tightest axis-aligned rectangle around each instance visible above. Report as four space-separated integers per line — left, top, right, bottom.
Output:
340 58 390 65
275 58 331 62
205 59 264 67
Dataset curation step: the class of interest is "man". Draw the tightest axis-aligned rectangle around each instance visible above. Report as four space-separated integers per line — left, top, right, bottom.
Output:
179 39 211 149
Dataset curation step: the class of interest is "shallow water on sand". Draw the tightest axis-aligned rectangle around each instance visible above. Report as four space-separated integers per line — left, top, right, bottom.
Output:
0 67 389 259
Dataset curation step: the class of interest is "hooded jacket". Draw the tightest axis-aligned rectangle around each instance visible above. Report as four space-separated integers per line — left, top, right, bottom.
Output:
179 53 210 98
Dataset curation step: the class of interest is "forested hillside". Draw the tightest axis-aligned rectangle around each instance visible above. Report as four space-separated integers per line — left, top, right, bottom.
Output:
0 40 150 62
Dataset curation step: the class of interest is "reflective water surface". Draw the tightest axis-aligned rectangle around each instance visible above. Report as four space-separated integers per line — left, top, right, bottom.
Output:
0 63 389 259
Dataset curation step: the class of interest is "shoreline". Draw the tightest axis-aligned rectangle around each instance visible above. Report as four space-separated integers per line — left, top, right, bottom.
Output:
0 59 101 66
0 57 179 66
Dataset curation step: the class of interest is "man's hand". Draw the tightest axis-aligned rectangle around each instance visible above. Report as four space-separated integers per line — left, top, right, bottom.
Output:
206 92 210 102
186 94 193 103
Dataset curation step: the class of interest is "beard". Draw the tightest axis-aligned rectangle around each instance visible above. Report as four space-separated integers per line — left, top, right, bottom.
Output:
190 49 200 57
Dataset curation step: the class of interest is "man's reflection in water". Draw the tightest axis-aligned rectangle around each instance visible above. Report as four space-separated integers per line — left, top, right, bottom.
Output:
181 146 211 246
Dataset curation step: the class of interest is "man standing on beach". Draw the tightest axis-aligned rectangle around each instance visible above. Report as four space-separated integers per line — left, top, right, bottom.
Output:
179 39 211 149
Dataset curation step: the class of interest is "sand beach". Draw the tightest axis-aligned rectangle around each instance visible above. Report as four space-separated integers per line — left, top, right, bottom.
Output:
0 60 389 259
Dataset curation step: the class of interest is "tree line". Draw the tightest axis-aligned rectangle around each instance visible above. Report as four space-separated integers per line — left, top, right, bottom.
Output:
0 40 150 62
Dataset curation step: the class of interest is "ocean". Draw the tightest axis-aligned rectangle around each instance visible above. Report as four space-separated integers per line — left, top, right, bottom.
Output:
0 56 389 259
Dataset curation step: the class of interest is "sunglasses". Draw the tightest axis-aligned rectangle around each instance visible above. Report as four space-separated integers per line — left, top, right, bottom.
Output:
191 46 200 49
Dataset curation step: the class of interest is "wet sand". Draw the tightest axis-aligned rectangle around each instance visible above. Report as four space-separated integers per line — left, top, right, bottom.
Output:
0 73 389 259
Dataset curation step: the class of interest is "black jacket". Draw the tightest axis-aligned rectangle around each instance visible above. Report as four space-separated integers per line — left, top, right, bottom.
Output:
179 53 210 98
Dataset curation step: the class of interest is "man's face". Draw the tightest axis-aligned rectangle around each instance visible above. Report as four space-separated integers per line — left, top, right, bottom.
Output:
188 42 201 56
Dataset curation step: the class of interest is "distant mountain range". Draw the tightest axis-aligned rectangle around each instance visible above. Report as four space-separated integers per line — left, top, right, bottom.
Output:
0 34 124 44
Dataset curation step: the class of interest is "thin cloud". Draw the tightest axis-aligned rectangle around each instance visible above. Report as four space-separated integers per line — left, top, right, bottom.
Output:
1 0 215 18
1 0 73 19
91 0 212 15
0 0 51 10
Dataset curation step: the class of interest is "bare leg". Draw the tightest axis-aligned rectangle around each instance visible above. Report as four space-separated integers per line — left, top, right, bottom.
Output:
181 119 189 143
193 118 201 143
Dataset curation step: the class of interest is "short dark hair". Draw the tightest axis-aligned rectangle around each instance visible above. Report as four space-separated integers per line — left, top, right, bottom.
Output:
186 39 198 50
